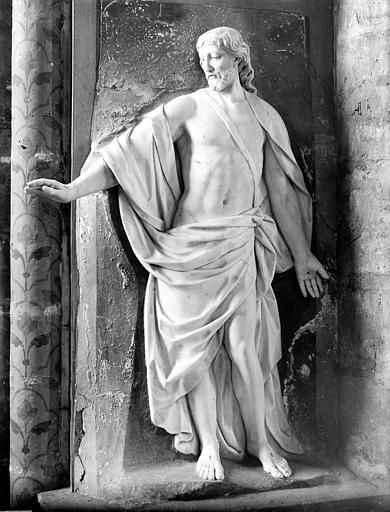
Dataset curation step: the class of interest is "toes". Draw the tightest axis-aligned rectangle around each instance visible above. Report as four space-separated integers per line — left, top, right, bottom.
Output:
196 448 225 482
278 457 289 468
274 457 292 478
198 463 215 481
207 466 215 480
263 460 285 479
277 465 292 478
197 462 225 481
269 452 292 478
281 464 292 478
276 459 290 470
198 464 206 480
268 466 284 479
266 468 282 479
200 464 214 481
215 464 224 481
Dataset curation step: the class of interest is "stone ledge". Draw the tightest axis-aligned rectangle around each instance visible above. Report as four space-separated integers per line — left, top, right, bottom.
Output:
38 485 390 512
103 456 338 503
38 456 348 510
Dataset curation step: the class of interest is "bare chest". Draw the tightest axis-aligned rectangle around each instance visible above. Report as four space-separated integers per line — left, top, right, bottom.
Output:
185 98 265 166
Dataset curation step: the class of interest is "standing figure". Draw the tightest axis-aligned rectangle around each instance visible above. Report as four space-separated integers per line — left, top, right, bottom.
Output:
26 27 328 481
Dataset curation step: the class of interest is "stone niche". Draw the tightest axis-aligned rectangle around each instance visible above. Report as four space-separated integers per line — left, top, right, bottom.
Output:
72 0 337 499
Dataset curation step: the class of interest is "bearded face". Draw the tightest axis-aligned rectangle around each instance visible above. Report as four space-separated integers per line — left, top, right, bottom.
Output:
198 44 238 92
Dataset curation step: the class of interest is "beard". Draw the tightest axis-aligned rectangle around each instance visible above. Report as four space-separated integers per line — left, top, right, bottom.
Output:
207 63 236 92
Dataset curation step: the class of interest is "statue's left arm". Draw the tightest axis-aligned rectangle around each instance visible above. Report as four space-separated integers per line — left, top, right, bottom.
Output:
263 138 329 298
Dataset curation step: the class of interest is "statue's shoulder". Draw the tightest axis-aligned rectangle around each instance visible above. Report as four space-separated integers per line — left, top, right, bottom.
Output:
247 93 285 125
157 93 198 140
246 92 290 144
164 92 197 124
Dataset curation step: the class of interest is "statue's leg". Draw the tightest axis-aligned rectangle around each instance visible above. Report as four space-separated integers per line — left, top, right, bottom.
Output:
224 287 292 479
188 366 225 481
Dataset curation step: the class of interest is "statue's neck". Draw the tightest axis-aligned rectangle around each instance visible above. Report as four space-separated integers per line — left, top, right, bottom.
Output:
207 79 246 104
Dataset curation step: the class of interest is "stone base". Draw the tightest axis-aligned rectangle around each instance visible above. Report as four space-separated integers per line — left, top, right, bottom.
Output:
38 485 390 512
37 456 382 511
38 489 390 512
102 456 338 503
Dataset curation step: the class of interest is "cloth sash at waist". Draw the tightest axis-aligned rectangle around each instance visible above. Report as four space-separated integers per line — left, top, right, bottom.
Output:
140 207 281 411
133 206 276 283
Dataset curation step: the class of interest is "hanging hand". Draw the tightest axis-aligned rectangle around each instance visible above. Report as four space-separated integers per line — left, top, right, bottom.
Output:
294 253 329 298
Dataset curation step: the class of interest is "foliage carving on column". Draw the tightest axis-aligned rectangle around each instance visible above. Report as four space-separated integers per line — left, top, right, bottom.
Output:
10 0 70 506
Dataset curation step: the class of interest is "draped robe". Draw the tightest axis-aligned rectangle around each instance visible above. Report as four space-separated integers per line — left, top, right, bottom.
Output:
98 89 312 459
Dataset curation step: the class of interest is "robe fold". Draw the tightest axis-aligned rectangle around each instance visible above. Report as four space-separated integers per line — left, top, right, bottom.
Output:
98 89 312 459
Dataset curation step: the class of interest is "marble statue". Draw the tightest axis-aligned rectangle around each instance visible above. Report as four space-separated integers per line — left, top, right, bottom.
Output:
25 27 328 481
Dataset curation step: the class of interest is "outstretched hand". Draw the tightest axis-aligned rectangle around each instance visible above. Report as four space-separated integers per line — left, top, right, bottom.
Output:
24 178 73 203
295 253 329 298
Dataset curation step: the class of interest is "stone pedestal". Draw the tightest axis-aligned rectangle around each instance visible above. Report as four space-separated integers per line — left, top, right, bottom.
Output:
38 458 390 511
41 457 341 509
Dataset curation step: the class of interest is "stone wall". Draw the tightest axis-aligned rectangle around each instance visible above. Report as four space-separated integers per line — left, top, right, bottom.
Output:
335 0 390 483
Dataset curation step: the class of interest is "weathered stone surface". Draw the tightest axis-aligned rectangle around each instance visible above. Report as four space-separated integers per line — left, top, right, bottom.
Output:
42 457 340 508
335 0 390 483
38 462 390 511
103 458 338 503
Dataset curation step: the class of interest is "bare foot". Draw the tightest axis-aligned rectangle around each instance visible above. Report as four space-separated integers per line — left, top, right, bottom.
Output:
259 444 293 479
196 445 225 481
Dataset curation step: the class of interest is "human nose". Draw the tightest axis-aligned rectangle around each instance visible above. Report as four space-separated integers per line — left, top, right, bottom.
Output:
204 56 213 72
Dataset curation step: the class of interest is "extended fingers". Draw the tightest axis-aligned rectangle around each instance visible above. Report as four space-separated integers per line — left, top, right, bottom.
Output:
24 187 44 195
298 270 327 298
25 183 63 202
25 185 51 197
298 279 307 298
310 278 320 298
25 178 62 189
318 266 330 280
305 279 315 298
41 185 57 197
25 178 50 189
316 275 323 294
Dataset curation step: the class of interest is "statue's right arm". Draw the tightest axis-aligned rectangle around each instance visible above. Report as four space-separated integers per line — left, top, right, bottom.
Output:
25 95 194 203
24 151 117 203
164 94 195 141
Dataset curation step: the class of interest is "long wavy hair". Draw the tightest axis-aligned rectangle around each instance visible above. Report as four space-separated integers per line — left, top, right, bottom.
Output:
196 27 257 94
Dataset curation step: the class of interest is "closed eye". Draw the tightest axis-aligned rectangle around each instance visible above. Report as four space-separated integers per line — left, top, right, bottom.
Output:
199 55 222 63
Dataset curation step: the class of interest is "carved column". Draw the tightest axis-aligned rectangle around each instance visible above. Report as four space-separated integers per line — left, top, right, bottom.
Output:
0 0 12 506
10 0 70 507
